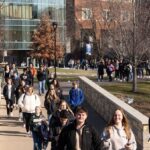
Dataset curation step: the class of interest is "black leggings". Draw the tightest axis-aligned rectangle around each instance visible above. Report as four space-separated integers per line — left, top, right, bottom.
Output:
23 112 35 132
6 100 14 115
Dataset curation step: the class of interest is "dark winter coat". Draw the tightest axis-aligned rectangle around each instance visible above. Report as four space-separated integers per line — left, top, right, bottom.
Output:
37 70 46 81
49 118 69 150
57 121 101 150
20 73 31 85
3 84 16 103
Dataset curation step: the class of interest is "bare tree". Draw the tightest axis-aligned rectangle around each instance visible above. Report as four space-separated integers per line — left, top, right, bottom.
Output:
75 0 149 92
101 0 150 92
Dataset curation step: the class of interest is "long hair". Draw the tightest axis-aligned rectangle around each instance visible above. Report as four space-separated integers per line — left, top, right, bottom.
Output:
107 108 131 140
58 100 74 115
46 88 59 102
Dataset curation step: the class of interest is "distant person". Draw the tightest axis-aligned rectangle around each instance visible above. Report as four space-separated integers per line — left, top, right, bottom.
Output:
20 68 31 85
29 63 37 86
57 106 101 150
69 81 84 111
10 63 18 78
3 64 10 82
12 72 20 89
3 78 16 117
18 86 41 134
97 60 105 82
37 65 47 95
101 108 137 150
46 73 54 90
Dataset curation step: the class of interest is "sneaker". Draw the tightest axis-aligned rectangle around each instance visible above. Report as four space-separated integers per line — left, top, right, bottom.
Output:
27 131 32 137
18 117 22 122
10 112 13 117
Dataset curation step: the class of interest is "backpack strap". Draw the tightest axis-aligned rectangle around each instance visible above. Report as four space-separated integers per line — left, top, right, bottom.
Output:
23 93 26 101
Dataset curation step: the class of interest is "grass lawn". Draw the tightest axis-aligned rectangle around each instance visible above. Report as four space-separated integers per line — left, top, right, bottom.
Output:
48 68 96 76
99 81 150 116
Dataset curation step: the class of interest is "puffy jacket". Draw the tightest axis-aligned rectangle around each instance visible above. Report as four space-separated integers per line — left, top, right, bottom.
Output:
18 93 41 113
57 121 101 150
69 88 84 107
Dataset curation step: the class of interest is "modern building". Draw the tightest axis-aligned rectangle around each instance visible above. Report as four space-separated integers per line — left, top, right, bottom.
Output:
0 0 66 65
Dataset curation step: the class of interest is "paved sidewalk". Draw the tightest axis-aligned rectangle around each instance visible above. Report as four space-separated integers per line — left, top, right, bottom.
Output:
0 82 106 150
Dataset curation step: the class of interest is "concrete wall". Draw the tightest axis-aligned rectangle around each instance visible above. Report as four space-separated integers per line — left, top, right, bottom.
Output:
79 76 150 150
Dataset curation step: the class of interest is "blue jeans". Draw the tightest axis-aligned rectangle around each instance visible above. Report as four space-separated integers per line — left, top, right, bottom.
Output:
32 131 42 150
38 80 46 94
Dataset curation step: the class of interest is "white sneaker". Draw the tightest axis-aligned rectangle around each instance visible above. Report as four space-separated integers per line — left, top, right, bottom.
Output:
18 117 22 122
27 131 32 137
23 124 26 128
10 112 13 117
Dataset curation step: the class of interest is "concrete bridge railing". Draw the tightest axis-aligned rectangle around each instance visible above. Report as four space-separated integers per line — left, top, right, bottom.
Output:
79 76 149 150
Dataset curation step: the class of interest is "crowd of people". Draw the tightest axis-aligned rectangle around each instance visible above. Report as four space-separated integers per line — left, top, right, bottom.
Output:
2 63 138 150
97 59 150 82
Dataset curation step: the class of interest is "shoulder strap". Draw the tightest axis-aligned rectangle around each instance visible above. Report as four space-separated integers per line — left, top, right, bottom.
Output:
23 93 26 101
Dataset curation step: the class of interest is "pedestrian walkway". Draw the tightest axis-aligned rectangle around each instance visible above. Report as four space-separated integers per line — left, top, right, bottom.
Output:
0 82 106 150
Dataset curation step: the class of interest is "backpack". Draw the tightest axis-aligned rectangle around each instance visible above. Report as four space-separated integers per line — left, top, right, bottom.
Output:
39 121 49 141
23 93 37 102
39 121 49 149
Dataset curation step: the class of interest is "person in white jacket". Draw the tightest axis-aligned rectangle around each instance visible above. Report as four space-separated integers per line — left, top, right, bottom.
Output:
18 86 41 134
101 108 137 150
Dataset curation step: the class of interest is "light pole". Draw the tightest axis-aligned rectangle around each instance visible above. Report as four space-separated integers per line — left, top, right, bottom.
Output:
52 22 57 78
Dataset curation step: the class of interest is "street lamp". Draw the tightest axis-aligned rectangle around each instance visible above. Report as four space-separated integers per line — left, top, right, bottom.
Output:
52 22 57 78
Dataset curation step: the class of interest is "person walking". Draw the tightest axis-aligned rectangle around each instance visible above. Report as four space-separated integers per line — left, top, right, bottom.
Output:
37 65 46 95
20 68 31 85
30 106 46 150
29 63 37 86
50 100 74 126
44 85 60 120
3 78 16 117
15 79 27 121
101 108 137 150
69 81 84 111
51 78 63 99
10 63 18 78
97 60 105 82
57 106 101 150
18 86 41 134
3 64 10 82
49 110 70 150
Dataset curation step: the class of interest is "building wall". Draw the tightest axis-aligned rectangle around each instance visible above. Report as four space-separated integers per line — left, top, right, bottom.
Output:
0 0 66 63
67 0 133 57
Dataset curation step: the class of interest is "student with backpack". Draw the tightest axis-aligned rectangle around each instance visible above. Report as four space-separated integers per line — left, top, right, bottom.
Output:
30 106 46 150
18 86 41 135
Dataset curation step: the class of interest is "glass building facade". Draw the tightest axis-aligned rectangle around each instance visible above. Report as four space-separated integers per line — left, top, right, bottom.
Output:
0 0 66 63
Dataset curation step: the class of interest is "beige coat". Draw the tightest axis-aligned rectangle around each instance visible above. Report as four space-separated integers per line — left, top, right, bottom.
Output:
101 126 137 150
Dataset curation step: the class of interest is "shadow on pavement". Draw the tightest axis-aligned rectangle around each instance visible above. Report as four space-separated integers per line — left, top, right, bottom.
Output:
0 130 27 137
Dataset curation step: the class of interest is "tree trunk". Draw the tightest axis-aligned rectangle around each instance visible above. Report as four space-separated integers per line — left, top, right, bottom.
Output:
132 57 137 92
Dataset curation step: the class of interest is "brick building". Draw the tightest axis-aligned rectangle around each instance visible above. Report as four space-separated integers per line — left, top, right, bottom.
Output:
66 0 133 60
